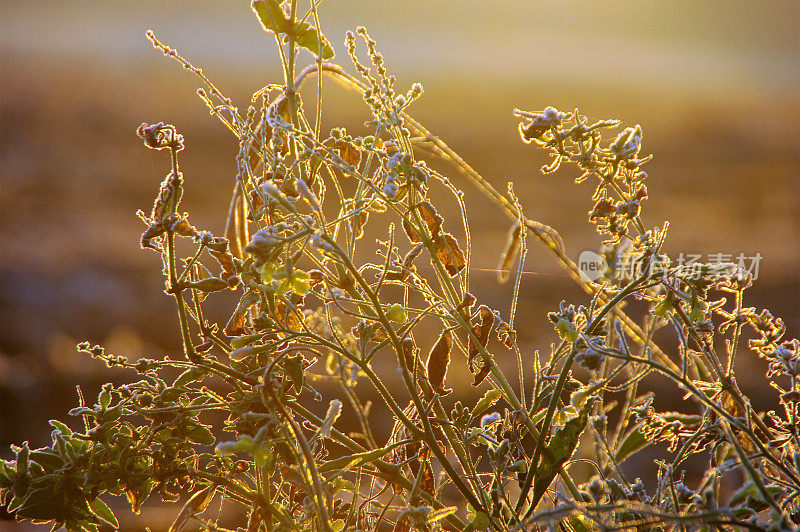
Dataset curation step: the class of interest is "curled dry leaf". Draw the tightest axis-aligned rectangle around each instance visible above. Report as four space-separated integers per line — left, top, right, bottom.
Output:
401 201 442 243
469 305 494 386
457 292 477 312
171 218 198 238
334 139 362 167
402 337 417 374
427 329 453 394
140 222 166 250
247 189 264 221
208 247 240 287
151 172 184 221
168 484 217 532
275 300 303 333
432 233 466 276
403 242 424 269
308 269 324 286
348 199 370 240
410 458 435 506
225 291 259 337
401 201 465 276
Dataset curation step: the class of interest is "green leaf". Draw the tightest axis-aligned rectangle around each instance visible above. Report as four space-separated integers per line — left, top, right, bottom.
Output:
555 318 578 342
329 477 355 495
49 420 73 437
614 428 648 463
472 389 502 418
565 515 593 532
254 447 268 469
187 425 215 446
174 367 204 388
531 398 593 508
318 445 396 474
183 277 229 293
426 506 457 524
230 333 264 349
387 303 407 323
331 519 345 532
16 441 29 475
470 511 490 531
250 0 290 34
290 270 311 295
281 353 304 393
29 449 63 471
89 497 119 528
0 460 12 488
293 23 335 60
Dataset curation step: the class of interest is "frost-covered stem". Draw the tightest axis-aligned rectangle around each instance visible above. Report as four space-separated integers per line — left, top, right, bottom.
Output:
166 148 198 363
518 274 648 516
332 239 488 515
266 371 333 532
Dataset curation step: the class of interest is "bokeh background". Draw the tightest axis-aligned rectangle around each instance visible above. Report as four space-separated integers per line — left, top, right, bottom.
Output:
2 1 798 529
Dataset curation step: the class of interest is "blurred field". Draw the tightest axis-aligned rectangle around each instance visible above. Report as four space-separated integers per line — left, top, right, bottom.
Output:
1 1 798 528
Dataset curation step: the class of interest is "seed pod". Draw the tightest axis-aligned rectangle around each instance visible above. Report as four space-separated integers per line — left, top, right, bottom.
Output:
497 223 522 283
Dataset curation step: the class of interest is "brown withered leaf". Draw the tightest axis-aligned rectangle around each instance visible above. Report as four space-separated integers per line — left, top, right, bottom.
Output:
469 306 495 386
335 139 362 167
248 189 264 221
468 306 495 361
225 291 259 337
402 337 417 374
472 362 491 386
419 459 435 497
208 247 239 288
168 484 217 532
720 389 755 452
409 458 435 506
392 516 411 532
457 292 477 313
140 222 166 250
391 479 405 496
350 210 368 240
308 269 324 286
384 269 407 281
589 198 616 221
497 223 522 283
275 300 303 333
402 201 443 243
171 218 198 238
182 277 229 293
427 329 453 394
432 233 466 276
279 464 307 496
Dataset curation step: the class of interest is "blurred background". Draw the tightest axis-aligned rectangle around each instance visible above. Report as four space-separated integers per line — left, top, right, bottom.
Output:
1 0 798 529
